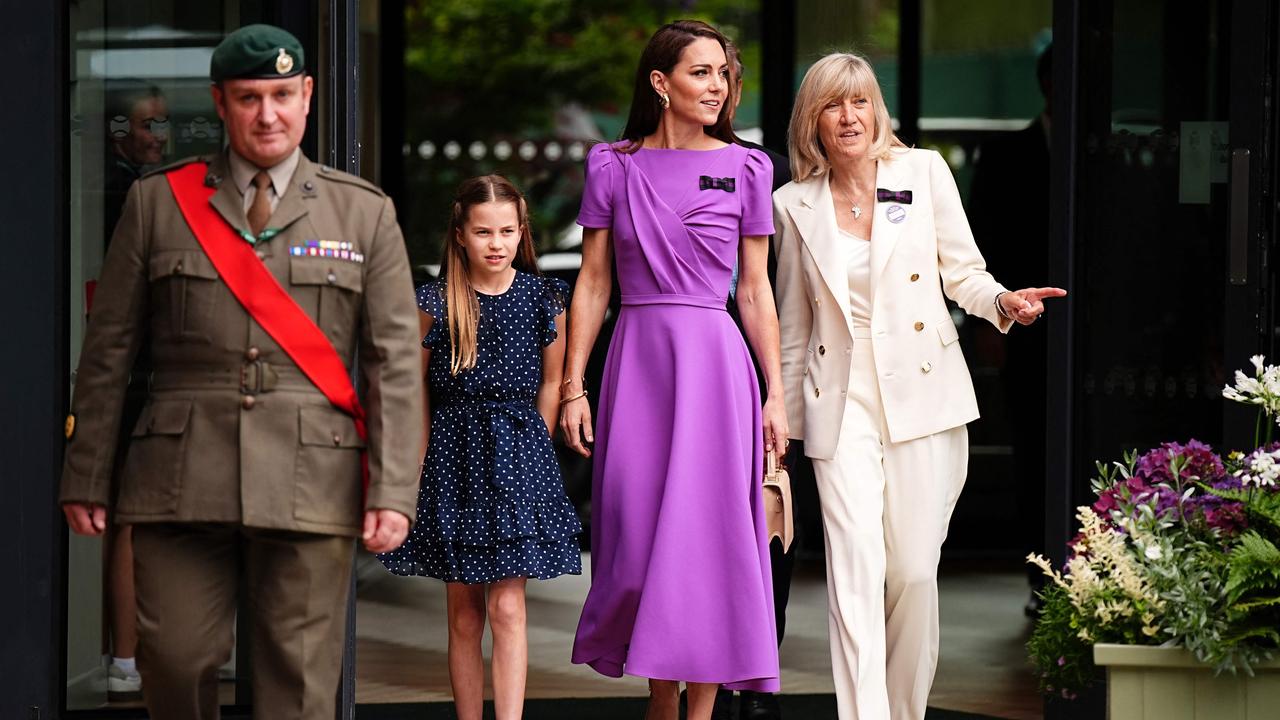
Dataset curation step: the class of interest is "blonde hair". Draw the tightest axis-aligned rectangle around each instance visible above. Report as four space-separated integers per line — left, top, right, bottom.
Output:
787 52 906 181
441 175 539 375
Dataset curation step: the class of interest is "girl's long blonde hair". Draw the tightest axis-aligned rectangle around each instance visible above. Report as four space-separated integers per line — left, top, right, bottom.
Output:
441 175 539 375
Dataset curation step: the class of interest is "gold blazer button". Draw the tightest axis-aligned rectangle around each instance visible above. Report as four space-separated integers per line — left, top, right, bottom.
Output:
914 321 925 331
910 273 920 282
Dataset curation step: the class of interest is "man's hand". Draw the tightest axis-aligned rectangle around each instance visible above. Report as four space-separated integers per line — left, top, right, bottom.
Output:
362 509 410 553
63 502 107 536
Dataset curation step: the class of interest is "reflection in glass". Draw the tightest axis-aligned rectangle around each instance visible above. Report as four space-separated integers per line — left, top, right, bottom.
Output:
67 1 260 711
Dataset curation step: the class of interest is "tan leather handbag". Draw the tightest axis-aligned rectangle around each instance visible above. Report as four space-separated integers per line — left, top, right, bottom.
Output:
762 449 794 552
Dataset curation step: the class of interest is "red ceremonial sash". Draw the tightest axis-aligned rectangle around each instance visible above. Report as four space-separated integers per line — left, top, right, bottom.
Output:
165 161 369 491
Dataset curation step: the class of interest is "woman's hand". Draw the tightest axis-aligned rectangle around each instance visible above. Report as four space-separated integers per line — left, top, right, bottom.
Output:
559 386 594 458
762 395 789 456
1000 287 1068 325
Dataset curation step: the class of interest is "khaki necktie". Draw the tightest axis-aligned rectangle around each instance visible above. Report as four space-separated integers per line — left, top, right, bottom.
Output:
247 170 273 238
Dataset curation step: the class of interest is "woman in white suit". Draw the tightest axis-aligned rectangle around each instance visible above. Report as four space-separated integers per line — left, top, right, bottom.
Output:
773 53 1065 720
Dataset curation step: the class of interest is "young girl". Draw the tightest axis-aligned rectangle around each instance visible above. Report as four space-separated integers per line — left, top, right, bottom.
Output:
378 175 582 720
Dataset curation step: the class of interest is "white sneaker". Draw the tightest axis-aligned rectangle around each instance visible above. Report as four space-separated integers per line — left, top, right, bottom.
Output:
107 664 142 701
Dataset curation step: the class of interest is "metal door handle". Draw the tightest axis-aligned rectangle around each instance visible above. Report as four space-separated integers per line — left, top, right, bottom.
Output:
1230 148 1250 285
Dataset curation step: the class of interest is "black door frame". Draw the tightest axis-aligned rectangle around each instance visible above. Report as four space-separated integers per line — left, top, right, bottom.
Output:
0 0 70 716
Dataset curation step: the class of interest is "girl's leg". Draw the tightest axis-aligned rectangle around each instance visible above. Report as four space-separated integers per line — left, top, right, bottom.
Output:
644 679 679 720
685 682 720 720
446 582 487 720
487 577 528 720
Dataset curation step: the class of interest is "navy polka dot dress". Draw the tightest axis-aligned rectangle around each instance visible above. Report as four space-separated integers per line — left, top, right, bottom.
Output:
378 271 583 584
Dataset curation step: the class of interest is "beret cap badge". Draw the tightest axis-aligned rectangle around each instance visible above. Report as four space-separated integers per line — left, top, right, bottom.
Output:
275 48 294 75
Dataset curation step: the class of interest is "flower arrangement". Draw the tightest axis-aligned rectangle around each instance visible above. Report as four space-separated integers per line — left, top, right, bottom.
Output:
1027 356 1280 698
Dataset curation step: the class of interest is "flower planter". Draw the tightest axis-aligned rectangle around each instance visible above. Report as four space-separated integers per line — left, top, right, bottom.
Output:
1093 644 1280 720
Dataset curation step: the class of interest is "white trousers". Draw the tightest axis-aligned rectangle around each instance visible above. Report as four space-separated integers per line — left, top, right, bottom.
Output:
811 339 969 720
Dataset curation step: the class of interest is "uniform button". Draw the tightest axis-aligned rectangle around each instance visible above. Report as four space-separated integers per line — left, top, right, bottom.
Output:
914 321 925 331
332 433 342 447
303 180 316 192
245 346 260 361
921 361 933 373
818 345 826 355
814 387 821 398
910 273 920 282
172 261 183 274
256 250 267 260
326 271 338 284
242 395 256 410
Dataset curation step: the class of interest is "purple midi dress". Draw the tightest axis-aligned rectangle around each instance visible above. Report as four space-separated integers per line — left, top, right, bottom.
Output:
570 141 780 692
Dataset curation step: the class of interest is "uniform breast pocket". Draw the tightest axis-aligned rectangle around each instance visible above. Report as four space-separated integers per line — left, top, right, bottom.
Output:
292 404 366 527
148 250 220 343
118 399 192 514
290 257 364 349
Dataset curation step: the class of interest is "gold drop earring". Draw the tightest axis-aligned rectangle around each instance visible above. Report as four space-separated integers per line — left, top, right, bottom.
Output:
659 92 670 110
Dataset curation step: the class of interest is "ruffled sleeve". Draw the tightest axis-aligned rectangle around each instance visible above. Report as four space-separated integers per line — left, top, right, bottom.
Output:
539 275 571 347
577 142 618 229
416 280 447 348
740 148 777 237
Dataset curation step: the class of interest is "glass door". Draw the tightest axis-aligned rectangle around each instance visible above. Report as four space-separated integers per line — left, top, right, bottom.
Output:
1070 0 1274 499
62 2 326 714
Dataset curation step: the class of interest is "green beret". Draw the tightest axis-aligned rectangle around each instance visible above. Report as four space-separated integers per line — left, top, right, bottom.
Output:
210 24 305 82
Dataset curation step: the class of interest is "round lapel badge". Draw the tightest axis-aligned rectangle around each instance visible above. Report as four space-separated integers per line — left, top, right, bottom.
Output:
886 204 907 224
64 413 76 440
275 48 294 75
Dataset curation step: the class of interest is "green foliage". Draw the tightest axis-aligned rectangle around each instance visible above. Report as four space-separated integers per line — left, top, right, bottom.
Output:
1026 584 1097 698
398 0 763 268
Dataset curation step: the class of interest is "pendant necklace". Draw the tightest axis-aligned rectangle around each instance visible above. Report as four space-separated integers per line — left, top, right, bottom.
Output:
851 204 863 219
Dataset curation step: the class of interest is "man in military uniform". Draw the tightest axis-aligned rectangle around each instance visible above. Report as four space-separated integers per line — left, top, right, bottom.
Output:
59 24 424 719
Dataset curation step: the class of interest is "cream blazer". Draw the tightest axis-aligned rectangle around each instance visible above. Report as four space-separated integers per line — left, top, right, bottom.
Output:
773 148 1013 460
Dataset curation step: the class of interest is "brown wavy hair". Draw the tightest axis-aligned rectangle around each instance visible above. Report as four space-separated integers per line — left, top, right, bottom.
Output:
617 19 739 152
441 175 539 375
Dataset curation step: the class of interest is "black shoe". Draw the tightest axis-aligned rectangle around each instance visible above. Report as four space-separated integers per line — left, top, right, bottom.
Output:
739 690 781 720
712 687 734 720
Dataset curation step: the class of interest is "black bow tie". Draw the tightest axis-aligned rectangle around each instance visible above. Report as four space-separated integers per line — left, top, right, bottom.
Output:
876 188 912 204
699 175 736 193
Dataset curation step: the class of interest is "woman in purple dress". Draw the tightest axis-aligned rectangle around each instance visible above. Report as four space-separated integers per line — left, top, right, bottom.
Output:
559 20 788 720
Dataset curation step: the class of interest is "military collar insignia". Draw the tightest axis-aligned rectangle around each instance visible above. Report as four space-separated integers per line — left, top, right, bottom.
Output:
276 48 294 75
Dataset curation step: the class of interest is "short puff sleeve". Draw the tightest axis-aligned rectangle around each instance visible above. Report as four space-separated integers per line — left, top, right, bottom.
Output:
416 280 447 348
539 275 571 347
740 148 777 237
577 142 618 229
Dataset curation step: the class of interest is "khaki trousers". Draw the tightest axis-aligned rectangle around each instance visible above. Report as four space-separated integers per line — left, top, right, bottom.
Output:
811 339 968 720
132 523 354 720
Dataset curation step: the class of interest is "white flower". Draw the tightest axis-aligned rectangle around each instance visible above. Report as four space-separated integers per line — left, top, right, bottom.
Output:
1144 544 1163 561
1251 354 1266 374
1235 449 1280 487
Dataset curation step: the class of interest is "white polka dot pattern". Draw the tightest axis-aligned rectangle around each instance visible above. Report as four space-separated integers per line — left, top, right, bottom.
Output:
377 271 582 584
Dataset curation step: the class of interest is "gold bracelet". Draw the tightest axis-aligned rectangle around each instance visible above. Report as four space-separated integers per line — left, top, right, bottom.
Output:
559 390 589 405
561 376 584 386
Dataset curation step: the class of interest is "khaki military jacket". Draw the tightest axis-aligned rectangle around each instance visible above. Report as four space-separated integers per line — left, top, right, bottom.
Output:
60 151 424 537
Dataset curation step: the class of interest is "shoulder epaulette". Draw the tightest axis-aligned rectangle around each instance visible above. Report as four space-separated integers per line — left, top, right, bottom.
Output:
314 165 386 197
142 155 212 179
